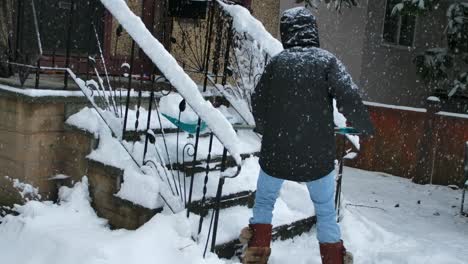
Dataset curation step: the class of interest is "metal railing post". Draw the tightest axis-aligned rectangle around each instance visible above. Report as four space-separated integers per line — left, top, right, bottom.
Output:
461 142 468 216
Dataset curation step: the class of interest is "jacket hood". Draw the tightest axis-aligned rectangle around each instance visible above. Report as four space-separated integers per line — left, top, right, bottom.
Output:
280 7 320 49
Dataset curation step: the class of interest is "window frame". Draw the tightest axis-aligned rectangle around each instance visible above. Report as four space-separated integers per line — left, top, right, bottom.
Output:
381 0 418 49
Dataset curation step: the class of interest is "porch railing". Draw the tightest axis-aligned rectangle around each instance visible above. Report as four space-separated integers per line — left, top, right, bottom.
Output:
1 0 271 256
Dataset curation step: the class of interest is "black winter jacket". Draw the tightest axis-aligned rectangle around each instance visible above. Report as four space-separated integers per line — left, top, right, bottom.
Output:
252 7 374 182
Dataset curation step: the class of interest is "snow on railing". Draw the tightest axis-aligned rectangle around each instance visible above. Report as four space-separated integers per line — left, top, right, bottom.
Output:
100 0 242 165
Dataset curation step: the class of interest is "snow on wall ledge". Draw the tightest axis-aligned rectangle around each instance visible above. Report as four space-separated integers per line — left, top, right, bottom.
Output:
99 0 242 165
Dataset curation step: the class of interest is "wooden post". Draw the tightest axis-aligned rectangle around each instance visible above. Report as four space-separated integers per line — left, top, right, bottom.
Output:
461 142 468 216
413 97 441 184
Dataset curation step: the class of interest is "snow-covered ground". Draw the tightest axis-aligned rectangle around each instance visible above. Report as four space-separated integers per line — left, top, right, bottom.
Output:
1 166 467 264
268 167 468 264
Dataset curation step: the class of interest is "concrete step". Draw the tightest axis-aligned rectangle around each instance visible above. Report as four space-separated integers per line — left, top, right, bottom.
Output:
215 216 317 259
191 174 318 259
122 124 256 142
86 159 163 230
65 122 260 175
173 152 260 175
86 158 259 229
191 202 317 260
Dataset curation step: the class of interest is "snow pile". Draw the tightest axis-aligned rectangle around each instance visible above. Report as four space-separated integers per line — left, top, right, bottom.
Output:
67 107 107 137
0 178 223 264
159 93 199 124
67 107 163 209
116 168 161 209
4 176 41 201
99 0 242 165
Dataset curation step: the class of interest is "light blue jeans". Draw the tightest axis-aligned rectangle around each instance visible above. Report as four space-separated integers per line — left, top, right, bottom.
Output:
250 169 341 243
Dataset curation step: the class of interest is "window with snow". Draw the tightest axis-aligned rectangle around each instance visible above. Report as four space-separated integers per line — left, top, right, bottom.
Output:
382 0 417 47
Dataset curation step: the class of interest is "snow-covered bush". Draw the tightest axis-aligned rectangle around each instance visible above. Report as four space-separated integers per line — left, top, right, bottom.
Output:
391 0 440 16
408 2 468 97
450 71 468 96
414 48 454 82
447 2 468 53
295 0 357 10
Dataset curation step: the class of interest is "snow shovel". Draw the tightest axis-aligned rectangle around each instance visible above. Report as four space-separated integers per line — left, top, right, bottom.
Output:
334 127 360 222
161 113 208 134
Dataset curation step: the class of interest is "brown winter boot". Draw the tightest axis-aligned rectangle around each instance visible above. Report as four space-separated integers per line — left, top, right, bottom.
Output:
239 224 272 264
319 240 353 264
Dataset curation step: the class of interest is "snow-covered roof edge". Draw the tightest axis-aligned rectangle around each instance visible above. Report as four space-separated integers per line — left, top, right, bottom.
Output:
99 0 242 165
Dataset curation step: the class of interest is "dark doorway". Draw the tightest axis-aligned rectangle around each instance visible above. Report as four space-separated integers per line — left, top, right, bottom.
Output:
20 0 106 56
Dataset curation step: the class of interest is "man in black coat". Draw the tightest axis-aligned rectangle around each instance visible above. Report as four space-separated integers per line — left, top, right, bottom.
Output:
240 7 373 264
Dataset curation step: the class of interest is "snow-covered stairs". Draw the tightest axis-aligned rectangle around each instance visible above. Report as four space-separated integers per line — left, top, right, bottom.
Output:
63 96 319 259
58 0 321 259
62 93 256 221
213 211 316 259
194 174 319 258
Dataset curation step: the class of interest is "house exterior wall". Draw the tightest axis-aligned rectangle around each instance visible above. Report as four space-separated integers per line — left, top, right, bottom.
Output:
280 0 455 108
359 0 451 107
280 0 301 12
279 0 369 87
252 0 281 37
313 2 369 87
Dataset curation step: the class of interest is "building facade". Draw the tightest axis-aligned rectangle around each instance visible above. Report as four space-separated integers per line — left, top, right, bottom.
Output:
280 0 461 109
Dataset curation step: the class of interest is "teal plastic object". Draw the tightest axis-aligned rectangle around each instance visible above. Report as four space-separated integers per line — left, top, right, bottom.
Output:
334 127 360 135
162 113 207 134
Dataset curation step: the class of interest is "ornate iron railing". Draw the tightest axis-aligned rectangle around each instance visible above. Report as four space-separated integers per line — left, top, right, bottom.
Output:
1 0 268 256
